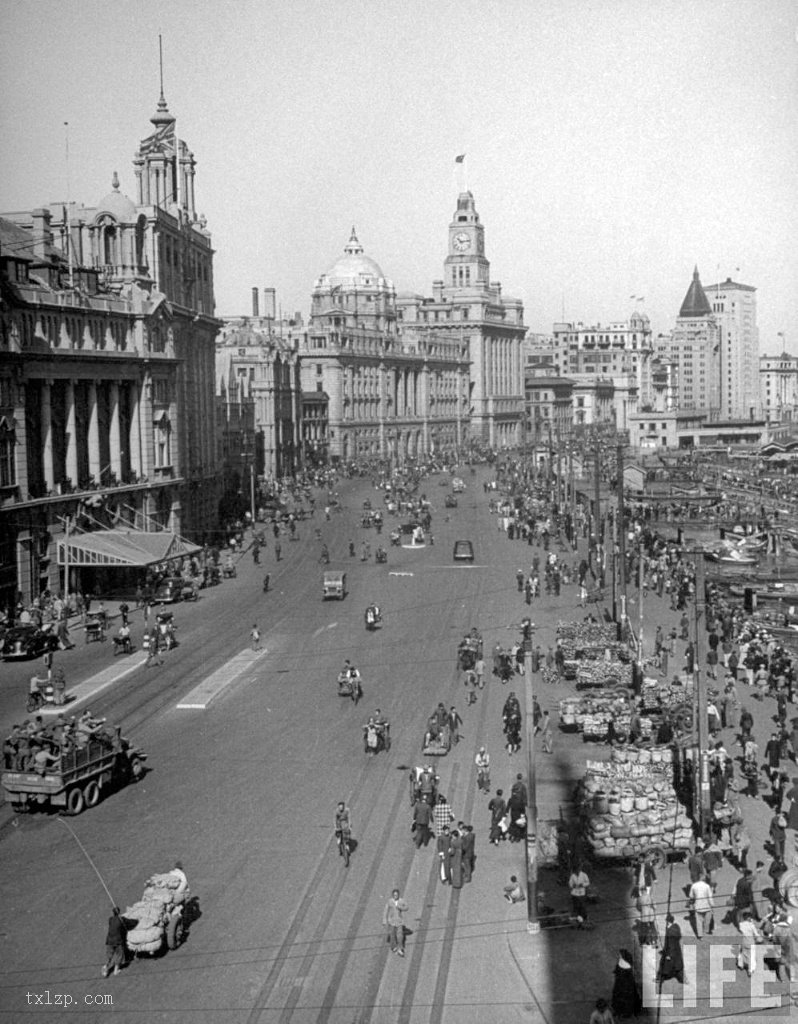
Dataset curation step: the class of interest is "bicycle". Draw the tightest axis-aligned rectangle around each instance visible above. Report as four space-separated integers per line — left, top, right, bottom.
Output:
336 828 351 867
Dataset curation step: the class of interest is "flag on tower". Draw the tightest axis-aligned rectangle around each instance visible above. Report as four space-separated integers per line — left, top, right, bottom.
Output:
455 154 466 163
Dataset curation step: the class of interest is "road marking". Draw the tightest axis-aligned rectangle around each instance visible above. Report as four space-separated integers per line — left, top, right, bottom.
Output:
176 648 269 710
38 656 149 715
389 571 414 577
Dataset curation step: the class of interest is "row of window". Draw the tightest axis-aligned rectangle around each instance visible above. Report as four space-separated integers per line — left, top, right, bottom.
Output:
13 312 132 352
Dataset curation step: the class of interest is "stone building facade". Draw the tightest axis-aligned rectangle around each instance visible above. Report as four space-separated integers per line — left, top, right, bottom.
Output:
300 230 470 465
655 267 720 415
0 88 220 608
704 276 759 420
760 350 798 424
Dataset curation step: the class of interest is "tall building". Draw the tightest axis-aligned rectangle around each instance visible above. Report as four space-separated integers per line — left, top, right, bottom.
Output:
0 86 220 608
704 276 759 419
760 350 798 424
397 191 526 449
300 230 470 465
655 267 720 415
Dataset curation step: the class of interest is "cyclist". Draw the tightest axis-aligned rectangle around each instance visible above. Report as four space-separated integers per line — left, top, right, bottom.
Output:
334 802 351 855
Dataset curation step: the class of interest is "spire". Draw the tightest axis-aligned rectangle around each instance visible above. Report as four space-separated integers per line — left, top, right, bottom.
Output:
344 227 363 256
150 34 175 128
111 171 120 191
679 265 712 317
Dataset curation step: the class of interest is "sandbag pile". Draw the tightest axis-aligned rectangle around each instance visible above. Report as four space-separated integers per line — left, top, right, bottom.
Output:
577 754 691 859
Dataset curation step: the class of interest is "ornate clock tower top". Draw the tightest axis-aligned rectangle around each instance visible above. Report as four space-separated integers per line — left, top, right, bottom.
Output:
444 191 489 288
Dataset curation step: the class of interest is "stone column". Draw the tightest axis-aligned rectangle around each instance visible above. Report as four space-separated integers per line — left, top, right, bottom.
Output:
129 382 142 478
88 381 101 482
41 380 54 493
109 381 121 478
65 380 78 487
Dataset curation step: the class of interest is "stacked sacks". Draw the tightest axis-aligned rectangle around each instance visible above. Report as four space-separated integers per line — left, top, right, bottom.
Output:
144 872 187 906
577 755 693 860
122 897 166 954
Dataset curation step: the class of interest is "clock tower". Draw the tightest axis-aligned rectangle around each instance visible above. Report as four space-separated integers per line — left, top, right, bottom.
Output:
444 191 490 289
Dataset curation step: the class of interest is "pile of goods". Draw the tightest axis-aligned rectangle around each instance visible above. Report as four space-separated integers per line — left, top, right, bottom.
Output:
560 695 652 741
122 872 186 955
575 660 633 691
576 750 692 859
639 676 693 713
556 621 630 662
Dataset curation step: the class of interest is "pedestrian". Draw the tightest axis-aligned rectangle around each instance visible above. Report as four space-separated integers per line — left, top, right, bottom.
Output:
611 949 642 1018
449 829 464 889
568 861 591 927
770 812 787 861
102 907 127 977
382 889 408 956
658 914 685 985
488 789 507 845
448 706 463 744
475 746 490 792
275 540 282 561
503 874 525 903
462 824 475 882
688 875 714 938
785 776 798 830
474 656 485 689
510 773 528 807
516 568 524 592
412 797 434 848
736 909 763 976
250 624 261 651
772 912 796 983
118 602 129 626
433 793 454 837
540 710 553 753
437 825 452 884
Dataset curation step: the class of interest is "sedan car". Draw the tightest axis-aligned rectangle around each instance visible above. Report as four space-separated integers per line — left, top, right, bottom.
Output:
152 576 185 603
453 540 475 563
1 625 58 660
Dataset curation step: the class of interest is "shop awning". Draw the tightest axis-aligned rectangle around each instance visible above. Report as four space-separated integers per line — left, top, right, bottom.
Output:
57 529 201 568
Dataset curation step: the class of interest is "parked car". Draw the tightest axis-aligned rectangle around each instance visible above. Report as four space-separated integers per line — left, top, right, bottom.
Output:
2 625 58 661
453 540 475 563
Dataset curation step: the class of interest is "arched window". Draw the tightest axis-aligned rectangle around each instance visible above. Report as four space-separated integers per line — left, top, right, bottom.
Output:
102 223 117 266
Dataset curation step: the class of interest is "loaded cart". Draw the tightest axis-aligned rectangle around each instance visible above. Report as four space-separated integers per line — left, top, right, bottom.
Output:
2 735 145 815
122 872 190 956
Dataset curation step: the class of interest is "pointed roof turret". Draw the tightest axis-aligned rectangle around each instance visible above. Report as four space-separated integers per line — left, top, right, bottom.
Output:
679 265 712 317
150 88 176 129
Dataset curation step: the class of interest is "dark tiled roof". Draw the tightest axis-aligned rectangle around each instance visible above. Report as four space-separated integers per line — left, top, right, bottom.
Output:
679 266 712 317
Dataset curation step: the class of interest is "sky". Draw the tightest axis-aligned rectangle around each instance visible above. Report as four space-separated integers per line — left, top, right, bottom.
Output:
1 0 796 352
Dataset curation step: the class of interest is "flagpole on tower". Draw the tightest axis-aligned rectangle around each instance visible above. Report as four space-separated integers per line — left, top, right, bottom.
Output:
455 153 467 193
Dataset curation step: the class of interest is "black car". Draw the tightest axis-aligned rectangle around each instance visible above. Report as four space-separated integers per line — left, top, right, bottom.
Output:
444 494 458 508
453 540 475 563
2 625 58 660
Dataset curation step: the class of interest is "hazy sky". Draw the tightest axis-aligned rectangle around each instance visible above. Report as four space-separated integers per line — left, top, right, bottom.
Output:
2 0 796 351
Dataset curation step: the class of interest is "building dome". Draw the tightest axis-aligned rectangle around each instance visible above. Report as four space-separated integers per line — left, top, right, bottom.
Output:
96 172 137 222
315 227 390 290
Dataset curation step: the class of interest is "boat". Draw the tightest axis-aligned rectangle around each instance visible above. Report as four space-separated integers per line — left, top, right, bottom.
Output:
704 548 759 566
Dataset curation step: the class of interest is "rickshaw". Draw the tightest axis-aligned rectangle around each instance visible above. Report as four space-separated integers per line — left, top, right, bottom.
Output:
337 669 362 703
457 634 482 671
84 613 106 644
422 704 451 756
409 765 439 806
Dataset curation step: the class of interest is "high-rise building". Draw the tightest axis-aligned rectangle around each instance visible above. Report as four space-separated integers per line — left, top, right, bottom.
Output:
655 267 720 415
703 277 759 419
760 350 798 424
397 192 526 449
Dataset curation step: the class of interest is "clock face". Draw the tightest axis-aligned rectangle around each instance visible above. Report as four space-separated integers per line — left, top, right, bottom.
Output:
453 231 471 252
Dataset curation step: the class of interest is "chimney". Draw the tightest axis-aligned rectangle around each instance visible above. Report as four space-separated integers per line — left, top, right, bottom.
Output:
252 287 259 317
263 288 276 320
31 208 52 262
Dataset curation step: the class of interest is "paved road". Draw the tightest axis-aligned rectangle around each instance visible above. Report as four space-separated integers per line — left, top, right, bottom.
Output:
0 471 550 1023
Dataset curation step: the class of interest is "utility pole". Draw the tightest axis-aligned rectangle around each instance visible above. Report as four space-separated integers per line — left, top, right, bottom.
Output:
524 634 539 933
616 443 627 630
593 439 601 544
569 443 576 551
693 553 710 836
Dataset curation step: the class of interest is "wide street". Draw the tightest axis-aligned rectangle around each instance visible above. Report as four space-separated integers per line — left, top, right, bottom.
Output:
0 467 585 1024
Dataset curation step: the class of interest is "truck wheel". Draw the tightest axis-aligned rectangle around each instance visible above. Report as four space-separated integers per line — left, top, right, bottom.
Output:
83 781 100 808
166 914 184 950
66 787 84 815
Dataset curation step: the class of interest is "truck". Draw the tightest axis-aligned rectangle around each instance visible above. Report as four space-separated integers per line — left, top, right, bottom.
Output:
2 737 145 815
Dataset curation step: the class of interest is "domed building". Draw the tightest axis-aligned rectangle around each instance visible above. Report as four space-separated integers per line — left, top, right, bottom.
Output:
301 230 469 466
